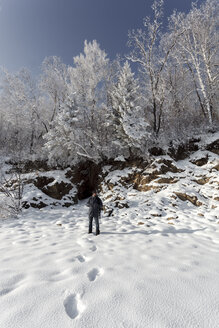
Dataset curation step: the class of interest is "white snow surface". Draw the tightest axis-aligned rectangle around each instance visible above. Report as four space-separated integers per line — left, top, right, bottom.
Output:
0 199 219 327
0 143 219 328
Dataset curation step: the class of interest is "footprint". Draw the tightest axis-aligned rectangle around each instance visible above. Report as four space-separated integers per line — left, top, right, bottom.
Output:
77 237 93 248
64 293 85 319
76 255 86 263
87 268 103 282
0 288 13 296
0 274 25 296
6 274 25 286
89 245 97 252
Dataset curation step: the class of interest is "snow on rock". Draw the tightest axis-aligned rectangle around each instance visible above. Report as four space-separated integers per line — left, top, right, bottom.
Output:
114 155 126 162
99 148 218 220
0 167 78 210
0 136 219 327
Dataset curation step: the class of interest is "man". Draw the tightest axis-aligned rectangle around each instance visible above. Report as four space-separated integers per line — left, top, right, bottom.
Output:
87 190 103 235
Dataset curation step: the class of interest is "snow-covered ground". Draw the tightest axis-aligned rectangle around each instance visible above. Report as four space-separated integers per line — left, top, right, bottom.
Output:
0 133 219 327
0 197 218 328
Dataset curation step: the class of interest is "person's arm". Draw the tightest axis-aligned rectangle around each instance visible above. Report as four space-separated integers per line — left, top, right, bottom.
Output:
86 197 91 207
99 198 103 211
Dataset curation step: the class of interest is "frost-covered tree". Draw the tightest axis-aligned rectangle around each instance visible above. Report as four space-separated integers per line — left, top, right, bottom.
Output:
44 40 113 166
0 68 43 154
110 61 148 156
39 56 69 124
69 40 109 111
1 0 218 166
127 0 184 136
162 60 200 139
68 40 112 161
170 0 219 125
43 92 81 167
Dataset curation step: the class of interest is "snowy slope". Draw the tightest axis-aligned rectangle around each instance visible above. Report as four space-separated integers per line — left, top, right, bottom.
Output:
0 190 219 327
0 135 219 328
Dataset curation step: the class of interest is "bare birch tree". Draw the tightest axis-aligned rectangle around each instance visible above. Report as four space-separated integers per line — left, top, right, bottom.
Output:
127 0 183 136
170 0 219 125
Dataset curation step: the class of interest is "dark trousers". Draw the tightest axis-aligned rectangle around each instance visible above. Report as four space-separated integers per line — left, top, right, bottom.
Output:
89 214 100 235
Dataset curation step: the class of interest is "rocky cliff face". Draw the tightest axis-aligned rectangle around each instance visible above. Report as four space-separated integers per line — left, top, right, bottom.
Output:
1 133 218 219
97 133 218 221
99 148 218 220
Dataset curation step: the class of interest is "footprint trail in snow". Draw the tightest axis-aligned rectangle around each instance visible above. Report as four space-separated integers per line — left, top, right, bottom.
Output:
87 267 104 282
64 293 85 319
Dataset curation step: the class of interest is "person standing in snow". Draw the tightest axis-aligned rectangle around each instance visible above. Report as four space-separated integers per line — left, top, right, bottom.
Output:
87 191 103 235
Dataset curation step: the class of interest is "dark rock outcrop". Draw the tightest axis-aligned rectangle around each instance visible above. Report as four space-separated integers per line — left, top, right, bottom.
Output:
22 200 47 209
193 177 210 185
66 161 101 200
206 139 219 155
149 147 165 156
168 138 200 161
191 156 208 166
34 176 73 200
174 192 202 206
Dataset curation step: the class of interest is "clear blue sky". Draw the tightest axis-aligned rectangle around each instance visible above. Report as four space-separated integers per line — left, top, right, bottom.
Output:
0 0 204 75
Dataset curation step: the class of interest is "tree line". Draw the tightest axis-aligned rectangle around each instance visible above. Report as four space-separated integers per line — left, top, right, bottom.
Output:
0 0 218 167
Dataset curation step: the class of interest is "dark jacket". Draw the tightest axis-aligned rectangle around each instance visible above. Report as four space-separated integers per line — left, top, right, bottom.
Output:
87 196 103 217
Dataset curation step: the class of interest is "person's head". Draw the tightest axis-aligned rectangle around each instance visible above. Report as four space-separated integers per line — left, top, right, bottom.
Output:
92 190 97 197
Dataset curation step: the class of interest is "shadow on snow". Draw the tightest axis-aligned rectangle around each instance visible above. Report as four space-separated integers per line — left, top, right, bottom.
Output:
101 227 206 236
